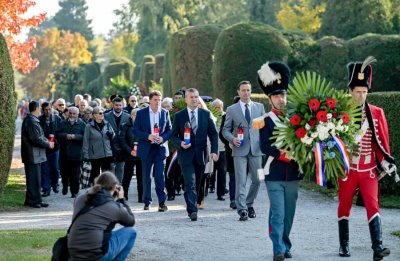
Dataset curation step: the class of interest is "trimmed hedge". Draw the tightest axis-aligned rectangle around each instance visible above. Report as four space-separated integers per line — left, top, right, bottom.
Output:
138 55 155 83
154 53 164 84
81 62 101 88
103 61 133 87
86 75 104 98
0 34 17 193
368 92 400 196
162 47 172 97
167 24 223 96
143 61 155 90
212 22 291 103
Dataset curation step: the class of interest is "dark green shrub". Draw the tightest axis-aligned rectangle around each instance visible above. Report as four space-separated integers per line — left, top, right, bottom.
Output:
103 61 133 86
368 92 400 196
168 24 223 97
212 22 291 104
154 53 164 84
162 48 172 97
0 34 17 193
81 62 101 88
138 55 155 83
143 62 155 90
86 75 104 98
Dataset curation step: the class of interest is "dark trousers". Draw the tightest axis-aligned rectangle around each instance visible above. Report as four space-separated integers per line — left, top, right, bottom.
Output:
122 158 143 202
60 159 81 195
41 150 60 193
228 171 235 201
180 159 205 214
165 153 183 197
214 151 227 197
24 163 42 205
141 147 167 205
90 157 113 184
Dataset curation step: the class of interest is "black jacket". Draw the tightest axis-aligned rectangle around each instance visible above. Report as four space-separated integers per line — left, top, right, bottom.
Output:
119 118 140 161
57 118 86 161
21 114 50 164
39 114 62 153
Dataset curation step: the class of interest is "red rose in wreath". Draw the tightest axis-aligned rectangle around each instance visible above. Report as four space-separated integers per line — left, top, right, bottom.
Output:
316 110 328 122
341 112 350 124
308 118 317 127
290 115 301 126
326 98 336 109
308 98 320 111
295 127 307 139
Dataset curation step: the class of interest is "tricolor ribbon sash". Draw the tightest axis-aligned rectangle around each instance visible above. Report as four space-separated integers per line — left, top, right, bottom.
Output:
331 134 350 176
314 142 326 186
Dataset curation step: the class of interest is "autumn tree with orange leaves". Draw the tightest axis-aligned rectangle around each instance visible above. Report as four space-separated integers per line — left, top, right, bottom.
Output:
0 0 45 73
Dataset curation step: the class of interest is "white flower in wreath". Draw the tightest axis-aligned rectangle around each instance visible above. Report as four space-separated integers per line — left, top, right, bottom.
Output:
317 124 330 141
327 113 332 120
301 135 314 145
311 132 318 138
327 122 335 131
343 125 349 132
305 123 311 130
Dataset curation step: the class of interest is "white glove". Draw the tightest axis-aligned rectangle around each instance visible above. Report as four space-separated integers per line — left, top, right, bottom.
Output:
381 160 397 174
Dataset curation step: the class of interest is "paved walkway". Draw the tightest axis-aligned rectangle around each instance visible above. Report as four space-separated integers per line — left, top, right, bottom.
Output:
2 120 400 260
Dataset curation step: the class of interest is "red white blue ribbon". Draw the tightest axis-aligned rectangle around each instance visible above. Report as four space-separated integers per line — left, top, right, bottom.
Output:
314 142 326 187
331 134 350 175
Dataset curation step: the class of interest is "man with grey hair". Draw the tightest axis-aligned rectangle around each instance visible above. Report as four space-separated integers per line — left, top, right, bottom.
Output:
161 98 172 111
57 106 86 197
55 98 66 116
74 94 83 107
79 99 88 118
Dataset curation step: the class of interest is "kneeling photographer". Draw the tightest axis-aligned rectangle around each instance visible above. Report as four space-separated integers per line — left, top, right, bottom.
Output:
68 171 136 261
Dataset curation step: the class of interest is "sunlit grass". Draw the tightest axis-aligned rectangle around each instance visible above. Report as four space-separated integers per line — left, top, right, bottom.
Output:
392 230 400 238
0 170 26 212
0 229 65 260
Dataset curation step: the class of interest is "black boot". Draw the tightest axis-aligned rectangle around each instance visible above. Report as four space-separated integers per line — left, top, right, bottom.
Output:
338 219 350 257
369 216 390 261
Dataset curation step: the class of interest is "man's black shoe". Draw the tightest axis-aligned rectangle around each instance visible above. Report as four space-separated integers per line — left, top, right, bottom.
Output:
24 203 41 208
209 187 215 193
248 207 256 218
224 188 229 194
144 204 150 210
273 254 285 261
284 251 292 258
158 203 168 212
167 196 175 201
230 202 237 209
52 186 59 193
217 196 225 201
239 210 248 221
62 187 68 195
41 191 50 197
71 194 77 198
189 212 197 221
40 202 49 208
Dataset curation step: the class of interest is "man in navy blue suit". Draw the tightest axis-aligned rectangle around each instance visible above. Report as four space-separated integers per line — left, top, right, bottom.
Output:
171 88 219 221
133 90 171 212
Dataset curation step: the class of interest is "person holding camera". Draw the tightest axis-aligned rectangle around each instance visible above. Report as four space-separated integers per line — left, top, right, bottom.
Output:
82 106 115 185
68 171 136 260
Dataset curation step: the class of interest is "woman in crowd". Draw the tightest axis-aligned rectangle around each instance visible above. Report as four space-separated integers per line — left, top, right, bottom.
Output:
82 106 115 185
68 171 136 261
120 108 143 202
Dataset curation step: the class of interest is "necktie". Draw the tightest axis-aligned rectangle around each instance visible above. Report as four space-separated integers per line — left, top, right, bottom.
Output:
245 104 251 125
191 110 197 134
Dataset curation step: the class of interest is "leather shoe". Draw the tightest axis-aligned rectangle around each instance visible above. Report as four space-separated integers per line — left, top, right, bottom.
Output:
24 202 41 208
189 212 197 221
284 251 292 258
167 196 175 201
52 186 59 193
230 202 237 209
158 203 168 212
144 204 150 210
217 196 225 201
62 187 68 195
209 187 215 193
248 207 256 218
273 254 285 261
41 191 50 197
239 210 248 221
40 202 49 208
71 194 77 198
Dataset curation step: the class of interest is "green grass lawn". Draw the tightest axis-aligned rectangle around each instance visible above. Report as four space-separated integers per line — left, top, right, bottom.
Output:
0 170 26 212
0 229 65 260
392 230 400 238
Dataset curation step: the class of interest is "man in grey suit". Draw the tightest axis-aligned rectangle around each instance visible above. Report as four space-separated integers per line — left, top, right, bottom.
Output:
223 80 265 221
105 96 130 182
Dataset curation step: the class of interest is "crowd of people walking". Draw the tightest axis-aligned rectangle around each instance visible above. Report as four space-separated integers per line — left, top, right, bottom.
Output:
20 57 396 261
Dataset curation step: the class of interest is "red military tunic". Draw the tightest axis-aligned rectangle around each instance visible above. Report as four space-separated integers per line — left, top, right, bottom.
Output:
338 103 392 222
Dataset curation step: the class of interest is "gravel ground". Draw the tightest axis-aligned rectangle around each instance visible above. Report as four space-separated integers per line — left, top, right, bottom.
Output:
3 121 400 260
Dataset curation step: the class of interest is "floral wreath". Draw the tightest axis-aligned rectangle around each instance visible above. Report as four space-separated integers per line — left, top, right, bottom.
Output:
272 71 362 186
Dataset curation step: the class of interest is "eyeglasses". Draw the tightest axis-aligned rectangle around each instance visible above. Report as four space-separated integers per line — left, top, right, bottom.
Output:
96 112 104 115
58 104 65 106
130 100 137 102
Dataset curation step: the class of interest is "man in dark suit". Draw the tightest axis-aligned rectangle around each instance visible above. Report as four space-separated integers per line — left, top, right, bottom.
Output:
133 91 171 212
105 96 130 183
171 88 219 221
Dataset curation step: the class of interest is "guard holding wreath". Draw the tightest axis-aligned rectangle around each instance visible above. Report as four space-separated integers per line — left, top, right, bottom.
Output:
337 56 397 261
258 61 303 261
